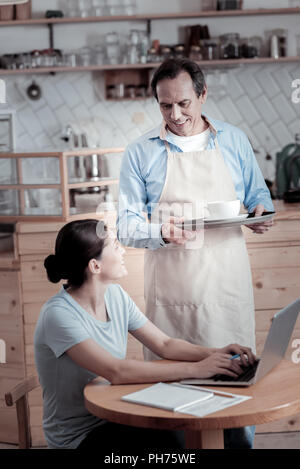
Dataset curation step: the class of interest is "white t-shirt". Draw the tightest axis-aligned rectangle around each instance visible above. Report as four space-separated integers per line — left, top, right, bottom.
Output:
34 284 148 449
167 128 210 152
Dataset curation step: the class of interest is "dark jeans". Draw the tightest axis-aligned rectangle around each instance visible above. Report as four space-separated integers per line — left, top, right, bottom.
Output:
77 422 255 450
77 422 185 449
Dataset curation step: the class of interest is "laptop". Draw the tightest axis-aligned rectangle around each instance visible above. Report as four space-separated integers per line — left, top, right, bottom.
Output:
180 297 300 387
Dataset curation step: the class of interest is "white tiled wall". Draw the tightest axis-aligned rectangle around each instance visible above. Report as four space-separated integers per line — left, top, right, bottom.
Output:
2 62 299 181
0 0 300 182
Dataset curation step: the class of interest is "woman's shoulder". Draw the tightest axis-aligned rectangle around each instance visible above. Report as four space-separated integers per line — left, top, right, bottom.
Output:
39 287 76 319
106 283 127 299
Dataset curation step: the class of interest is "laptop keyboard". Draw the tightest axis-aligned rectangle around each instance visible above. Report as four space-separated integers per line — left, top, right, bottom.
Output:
212 359 260 382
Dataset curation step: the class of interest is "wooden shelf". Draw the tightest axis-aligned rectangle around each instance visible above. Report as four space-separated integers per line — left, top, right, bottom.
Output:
1 56 299 76
0 8 299 26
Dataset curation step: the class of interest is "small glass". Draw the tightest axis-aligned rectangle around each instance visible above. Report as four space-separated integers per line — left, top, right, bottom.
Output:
123 0 137 15
78 47 92 66
91 0 106 16
138 31 150 63
106 0 122 15
41 49 57 67
115 83 125 98
93 44 105 65
78 0 92 17
125 84 136 99
64 50 78 67
31 50 42 68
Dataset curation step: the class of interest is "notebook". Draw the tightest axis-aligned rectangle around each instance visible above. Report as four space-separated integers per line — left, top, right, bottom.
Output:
121 382 213 412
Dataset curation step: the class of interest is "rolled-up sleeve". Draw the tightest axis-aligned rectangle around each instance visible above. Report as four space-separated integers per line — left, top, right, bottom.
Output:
117 144 166 250
238 133 274 213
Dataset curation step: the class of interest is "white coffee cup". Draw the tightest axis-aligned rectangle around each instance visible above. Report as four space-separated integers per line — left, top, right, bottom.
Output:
207 199 240 219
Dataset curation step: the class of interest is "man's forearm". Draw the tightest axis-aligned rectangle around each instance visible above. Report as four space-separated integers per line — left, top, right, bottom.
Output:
117 216 166 250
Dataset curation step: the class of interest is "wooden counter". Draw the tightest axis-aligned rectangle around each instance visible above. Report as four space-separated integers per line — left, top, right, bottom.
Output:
0 201 300 445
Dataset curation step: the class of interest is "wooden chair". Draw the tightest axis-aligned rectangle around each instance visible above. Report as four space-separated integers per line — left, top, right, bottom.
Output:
5 375 40 449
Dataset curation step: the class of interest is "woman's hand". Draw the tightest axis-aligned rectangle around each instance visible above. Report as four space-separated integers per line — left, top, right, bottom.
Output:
193 352 243 379
218 343 256 366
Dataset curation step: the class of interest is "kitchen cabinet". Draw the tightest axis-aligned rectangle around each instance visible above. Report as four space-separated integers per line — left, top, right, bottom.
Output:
0 7 300 100
0 149 123 222
0 201 299 445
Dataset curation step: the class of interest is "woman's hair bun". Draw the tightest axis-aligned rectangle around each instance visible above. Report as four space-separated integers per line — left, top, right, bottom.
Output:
44 254 63 284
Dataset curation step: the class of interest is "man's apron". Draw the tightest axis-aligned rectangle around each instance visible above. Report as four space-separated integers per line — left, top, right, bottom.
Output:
144 120 255 360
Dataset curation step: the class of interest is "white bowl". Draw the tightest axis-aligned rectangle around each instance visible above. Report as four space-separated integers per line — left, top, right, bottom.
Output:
207 199 240 219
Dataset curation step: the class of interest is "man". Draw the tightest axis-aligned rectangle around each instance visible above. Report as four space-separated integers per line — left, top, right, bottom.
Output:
117 59 274 447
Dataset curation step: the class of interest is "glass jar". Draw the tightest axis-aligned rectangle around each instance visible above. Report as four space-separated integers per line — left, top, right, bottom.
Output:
107 85 116 99
147 47 160 63
189 45 202 61
138 31 150 64
239 36 262 58
63 50 78 67
173 44 186 59
219 33 240 59
78 47 92 66
93 44 105 65
105 32 120 64
161 46 172 61
136 84 147 98
202 39 219 60
31 50 42 68
125 84 136 99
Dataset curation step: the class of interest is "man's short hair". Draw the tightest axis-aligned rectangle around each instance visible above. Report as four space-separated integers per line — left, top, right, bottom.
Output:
151 58 206 101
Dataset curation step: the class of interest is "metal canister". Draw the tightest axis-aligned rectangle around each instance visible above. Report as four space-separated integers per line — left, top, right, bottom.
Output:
270 35 280 59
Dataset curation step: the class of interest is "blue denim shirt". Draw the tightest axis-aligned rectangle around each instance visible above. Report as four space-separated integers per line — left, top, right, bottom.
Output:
117 115 274 250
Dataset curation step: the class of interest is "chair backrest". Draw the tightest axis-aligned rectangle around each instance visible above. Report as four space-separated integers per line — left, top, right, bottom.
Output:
5 375 40 449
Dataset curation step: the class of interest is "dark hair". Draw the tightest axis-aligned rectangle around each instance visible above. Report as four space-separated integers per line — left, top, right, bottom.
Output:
44 219 107 288
151 58 206 101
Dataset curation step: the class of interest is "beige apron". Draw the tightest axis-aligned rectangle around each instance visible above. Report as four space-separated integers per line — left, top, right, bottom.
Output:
144 119 255 360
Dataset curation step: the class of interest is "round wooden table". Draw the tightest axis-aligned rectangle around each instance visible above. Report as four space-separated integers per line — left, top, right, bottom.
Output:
84 359 300 449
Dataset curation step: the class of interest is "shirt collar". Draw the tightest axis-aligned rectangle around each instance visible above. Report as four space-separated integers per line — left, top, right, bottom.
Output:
148 114 223 142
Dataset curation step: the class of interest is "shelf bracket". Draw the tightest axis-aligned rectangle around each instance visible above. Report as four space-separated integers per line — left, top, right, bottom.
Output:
47 23 54 49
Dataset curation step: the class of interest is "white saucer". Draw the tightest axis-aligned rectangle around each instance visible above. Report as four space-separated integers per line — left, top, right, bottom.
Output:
204 214 248 223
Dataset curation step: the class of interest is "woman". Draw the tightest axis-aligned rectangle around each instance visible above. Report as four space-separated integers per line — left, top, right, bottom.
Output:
34 219 255 450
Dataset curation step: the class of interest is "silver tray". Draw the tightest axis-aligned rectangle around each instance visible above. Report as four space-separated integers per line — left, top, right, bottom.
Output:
177 212 275 231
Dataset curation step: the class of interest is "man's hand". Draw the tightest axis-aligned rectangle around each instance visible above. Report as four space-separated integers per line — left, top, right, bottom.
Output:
162 216 196 245
246 203 274 234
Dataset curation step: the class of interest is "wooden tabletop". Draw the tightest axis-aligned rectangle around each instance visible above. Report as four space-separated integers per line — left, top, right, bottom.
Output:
84 359 300 433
